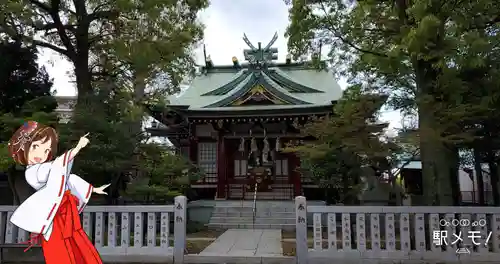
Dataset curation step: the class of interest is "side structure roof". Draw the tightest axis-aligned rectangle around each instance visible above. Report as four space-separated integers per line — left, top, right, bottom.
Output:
168 64 343 111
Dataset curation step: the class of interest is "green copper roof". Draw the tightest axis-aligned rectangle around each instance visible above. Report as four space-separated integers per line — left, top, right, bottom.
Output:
265 69 324 93
200 70 251 96
168 33 342 111
203 71 311 107
200 68 324 97
169 66 342 111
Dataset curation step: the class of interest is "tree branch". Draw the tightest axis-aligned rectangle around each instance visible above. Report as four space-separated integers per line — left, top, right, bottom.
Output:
33 22 76 33
32 39 70 56
72 0 87 17
0 23 70 56
91 3 111 13
318 0 389 58
467 15 500 30
28 0 51 12
88 10 120 22
392 148 421 177
46 0 77 58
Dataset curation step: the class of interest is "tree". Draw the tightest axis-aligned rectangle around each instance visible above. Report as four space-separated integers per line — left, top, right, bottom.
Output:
285 0 500 205
0 41 55 114
0 0 208 110
0 40 57 204
55 84 139 204
123 143 200 204
1 1 209 195
454 60 500 205
287 85 397 204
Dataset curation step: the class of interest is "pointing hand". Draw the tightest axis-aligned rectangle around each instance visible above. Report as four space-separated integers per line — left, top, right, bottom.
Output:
76 132 90 149
93 183 110 195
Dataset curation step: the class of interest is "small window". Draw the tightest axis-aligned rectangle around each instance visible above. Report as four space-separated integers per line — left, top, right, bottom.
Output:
274 159 288 176
198 142 217 183
234 160 248 178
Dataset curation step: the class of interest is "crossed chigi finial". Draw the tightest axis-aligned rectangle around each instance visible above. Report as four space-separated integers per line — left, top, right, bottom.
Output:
242 32 279 65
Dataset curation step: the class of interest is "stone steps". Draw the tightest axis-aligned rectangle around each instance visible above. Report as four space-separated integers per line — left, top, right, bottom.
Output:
229 193 292 200
228 184 294 200
213 207 294 213
212 204 295 212
208 200 296 231
209 216 296 224
206 223 296 231
211 211 294 217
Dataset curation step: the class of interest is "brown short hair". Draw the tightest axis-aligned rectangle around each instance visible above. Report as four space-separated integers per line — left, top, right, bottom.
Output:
8 122 58 165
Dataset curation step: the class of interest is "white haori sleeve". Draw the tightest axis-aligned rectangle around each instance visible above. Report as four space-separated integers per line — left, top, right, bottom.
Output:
10 162 68 240
24 162 52 190
64 153 93 212
68 174 93 213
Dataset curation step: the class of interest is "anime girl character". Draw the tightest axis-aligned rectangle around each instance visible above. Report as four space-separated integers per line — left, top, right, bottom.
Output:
7 121 109 264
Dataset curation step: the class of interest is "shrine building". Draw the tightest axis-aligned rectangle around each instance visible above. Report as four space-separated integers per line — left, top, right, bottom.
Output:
147 33 342 200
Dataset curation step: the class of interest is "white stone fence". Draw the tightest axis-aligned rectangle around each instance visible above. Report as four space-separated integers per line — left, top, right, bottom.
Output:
0 196 187 263
295 196 500 263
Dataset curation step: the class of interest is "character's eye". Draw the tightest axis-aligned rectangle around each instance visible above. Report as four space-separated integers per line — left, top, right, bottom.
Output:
32 144 39 150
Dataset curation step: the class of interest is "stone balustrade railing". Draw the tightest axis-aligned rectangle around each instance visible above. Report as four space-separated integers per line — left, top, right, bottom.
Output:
295 196 500 263
0 196 187 263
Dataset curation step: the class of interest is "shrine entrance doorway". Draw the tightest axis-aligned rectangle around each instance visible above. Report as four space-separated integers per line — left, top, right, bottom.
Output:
227 136 296 200
247 166 273 192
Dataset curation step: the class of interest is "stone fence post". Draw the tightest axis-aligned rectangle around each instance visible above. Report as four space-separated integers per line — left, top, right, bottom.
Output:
295 196 308 264
174 196 187 263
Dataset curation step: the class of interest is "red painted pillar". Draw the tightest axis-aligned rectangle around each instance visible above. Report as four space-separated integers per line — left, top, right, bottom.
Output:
216 133 226 199
188 139 197 163
289 152 302 197
188 124 198 184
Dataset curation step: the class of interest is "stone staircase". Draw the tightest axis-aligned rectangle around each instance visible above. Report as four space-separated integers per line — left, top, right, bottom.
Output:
228 183 294 200
207 201 296 231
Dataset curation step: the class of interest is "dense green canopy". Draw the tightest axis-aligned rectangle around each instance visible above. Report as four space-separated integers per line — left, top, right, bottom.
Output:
286 0 500 205
0 40 57 204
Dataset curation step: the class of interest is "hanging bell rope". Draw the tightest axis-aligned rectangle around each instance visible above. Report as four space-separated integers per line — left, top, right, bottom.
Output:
250 137 257 152
238 137 245 152
262 136 270 163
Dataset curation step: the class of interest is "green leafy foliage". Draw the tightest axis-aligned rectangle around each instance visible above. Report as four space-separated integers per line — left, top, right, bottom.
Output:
286 85 397 204
56 86 140 202
123 143 200 204
0 40 57 171
285 0 500 205
0 0 208 101
0 41 55 115
0 0 209 205
0 40 56 204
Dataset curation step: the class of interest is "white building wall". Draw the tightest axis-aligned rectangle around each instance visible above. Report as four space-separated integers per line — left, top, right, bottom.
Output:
399 161 493 203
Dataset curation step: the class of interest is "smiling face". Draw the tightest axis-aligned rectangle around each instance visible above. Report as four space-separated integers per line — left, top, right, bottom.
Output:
28 137 52 165
8 124 58 165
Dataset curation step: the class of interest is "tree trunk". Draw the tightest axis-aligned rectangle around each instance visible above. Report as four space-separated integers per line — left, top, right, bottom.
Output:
388 171 401 206
473 147 485 205
414 58 456 206
486 151 500 206
448 147 461 205
7 166 20 205
122 69 147 186
131 69 146 135
342 173 349 204
74 24 92 100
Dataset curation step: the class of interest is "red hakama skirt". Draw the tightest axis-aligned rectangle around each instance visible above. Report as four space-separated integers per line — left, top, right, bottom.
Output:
41 190 103 264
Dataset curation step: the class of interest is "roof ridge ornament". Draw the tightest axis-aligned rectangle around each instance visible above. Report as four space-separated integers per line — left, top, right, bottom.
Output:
243 32 279 68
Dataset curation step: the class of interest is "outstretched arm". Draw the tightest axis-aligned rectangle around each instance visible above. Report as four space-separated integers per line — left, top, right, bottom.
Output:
52 146 82 168
67 147 82 162
67 133 90 162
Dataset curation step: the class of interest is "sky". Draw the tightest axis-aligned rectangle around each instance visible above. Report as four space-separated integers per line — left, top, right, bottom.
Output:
37 0 402 130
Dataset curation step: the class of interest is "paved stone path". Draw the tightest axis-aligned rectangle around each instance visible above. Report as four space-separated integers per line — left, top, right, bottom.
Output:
198 229 283 257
